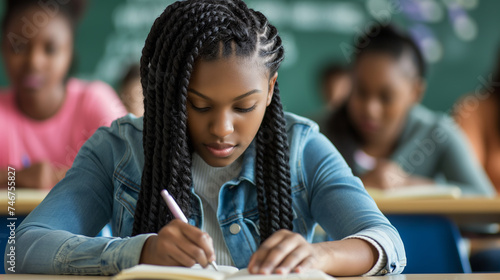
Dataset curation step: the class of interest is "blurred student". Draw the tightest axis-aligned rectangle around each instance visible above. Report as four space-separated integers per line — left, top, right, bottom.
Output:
312 63 352 125
0 0 127 189
454 47 500 193
320 63 352 111
454 46 500 273
119 63 144 117
322 24 495 196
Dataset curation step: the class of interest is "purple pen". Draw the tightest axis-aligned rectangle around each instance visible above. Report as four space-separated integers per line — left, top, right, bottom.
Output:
161 189 219 271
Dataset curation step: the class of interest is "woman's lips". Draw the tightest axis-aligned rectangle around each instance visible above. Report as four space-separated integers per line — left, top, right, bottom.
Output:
205 143 236 158
22 75 45 90
359 120 380 133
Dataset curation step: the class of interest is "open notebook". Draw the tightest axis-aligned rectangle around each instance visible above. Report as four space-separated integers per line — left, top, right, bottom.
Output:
113 264 336 280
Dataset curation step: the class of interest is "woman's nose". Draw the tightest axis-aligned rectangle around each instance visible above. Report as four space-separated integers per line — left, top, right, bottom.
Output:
364 98 382 119
209 111 234 138
26 46 45 71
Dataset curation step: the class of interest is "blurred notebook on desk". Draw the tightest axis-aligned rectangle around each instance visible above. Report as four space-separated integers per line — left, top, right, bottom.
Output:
0 188 50 199
0 189 49 214
113 264 336 280
366 185 462 199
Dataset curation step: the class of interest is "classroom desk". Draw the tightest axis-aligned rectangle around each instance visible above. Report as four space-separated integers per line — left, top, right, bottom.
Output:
374 197 500 225
2 274 500 280
2 190 500 224
0 189 49 215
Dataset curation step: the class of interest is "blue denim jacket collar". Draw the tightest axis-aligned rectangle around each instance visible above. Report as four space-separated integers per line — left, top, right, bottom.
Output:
235 141 256 185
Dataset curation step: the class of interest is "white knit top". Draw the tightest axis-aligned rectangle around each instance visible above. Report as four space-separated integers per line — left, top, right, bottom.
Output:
191 153 243 266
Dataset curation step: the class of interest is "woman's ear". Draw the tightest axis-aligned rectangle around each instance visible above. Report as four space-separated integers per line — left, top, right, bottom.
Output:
413 78 426 103
267 72 278 106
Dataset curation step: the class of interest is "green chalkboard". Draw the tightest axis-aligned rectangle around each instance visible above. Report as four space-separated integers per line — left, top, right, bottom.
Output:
1 0 500 117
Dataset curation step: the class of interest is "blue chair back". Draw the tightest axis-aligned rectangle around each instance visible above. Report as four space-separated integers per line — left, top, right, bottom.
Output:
387 214 471 273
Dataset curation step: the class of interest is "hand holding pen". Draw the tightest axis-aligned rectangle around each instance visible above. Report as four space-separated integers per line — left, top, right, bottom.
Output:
138 190 218 270
161 189 219 271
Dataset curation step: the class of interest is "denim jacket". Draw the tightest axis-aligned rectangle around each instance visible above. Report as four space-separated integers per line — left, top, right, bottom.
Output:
9 112 406 275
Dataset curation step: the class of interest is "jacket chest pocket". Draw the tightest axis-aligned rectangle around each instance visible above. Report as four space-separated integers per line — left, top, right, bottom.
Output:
238 206 306 242
242 211 261 244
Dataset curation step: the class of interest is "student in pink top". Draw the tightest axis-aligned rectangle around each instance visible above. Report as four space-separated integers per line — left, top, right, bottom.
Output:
0 0 127 189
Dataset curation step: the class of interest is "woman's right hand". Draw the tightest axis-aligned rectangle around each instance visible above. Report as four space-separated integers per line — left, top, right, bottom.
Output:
361 160 434 189
360 160 407 190
139 219 215 268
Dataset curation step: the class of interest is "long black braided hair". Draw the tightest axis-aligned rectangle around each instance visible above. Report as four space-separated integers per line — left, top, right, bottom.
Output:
132 0 293 242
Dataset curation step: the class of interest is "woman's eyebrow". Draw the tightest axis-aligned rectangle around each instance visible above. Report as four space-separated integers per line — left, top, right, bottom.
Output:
187 88 261 101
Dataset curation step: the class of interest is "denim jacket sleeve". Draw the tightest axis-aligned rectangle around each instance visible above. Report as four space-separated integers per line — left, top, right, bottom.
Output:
300 130 406 275
7 124 153 275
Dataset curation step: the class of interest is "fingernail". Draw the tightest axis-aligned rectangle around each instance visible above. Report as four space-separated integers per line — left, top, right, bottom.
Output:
261 267 271 275
276 267 289 275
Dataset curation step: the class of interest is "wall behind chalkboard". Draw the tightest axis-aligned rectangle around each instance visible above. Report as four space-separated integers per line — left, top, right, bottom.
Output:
1 0 499 117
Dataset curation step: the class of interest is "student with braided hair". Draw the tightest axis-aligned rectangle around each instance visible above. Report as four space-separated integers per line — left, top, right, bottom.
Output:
10 0 405 276
0 0 127 189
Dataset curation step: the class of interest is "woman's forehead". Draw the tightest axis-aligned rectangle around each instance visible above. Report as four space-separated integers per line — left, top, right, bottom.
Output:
356 52 418 81
192 56 268 82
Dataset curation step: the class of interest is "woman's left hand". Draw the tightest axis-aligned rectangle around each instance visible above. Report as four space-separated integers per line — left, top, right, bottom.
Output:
247 229 327 275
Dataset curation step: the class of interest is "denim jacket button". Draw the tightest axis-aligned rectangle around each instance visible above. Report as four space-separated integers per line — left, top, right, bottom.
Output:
229 223 241 234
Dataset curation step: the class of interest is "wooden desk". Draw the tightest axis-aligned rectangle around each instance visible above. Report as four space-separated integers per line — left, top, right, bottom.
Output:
2 274 500 280
2 189 500 224
0 189 49 215
374 198 500 225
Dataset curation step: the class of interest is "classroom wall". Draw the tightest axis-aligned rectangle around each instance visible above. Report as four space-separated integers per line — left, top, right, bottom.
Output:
1 0 500 117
